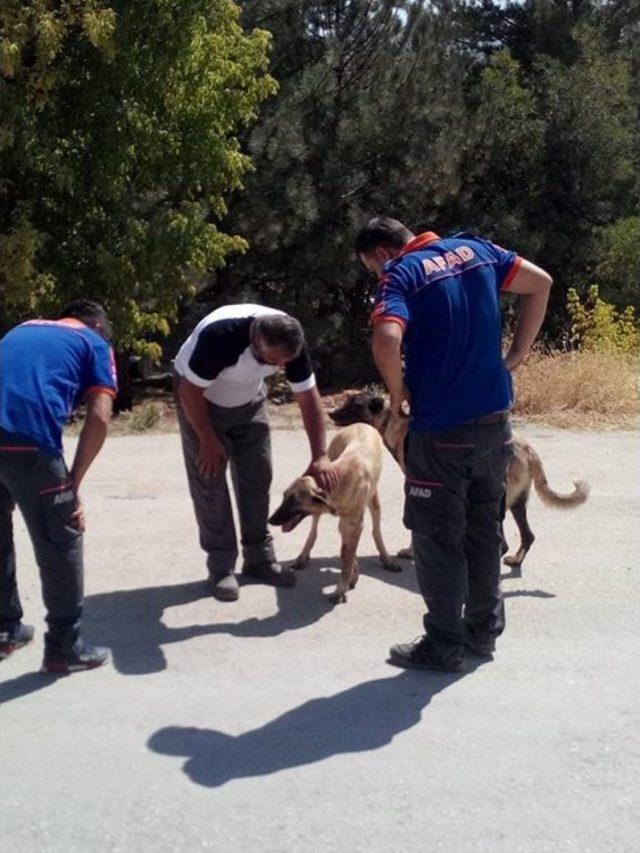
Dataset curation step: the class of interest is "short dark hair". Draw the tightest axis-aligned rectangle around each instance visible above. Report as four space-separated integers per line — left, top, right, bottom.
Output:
59 299 112 338
354 217 414 256
253 313 304 358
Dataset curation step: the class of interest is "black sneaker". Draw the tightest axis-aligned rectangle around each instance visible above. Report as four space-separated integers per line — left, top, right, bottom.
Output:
0 623 34 660
41 638 110 675
241 562 296 587
463 626 496 657
388 636 466 672
209 573 240 602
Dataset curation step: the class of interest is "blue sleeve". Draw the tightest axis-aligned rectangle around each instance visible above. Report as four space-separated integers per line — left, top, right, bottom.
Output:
85 340 117 395
370 269 410 328
485 241 521 291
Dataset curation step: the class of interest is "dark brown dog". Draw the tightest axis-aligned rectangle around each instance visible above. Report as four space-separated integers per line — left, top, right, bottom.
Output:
329 392 589 573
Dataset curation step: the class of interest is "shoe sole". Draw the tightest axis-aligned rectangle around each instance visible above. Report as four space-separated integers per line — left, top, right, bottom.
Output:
211 589 239 602
465 645 495 658
0 637 34 660
388 651 466 673
41 656 110 675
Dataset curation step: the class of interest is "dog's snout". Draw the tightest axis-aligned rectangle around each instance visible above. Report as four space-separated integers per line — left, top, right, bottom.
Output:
268 494 299 526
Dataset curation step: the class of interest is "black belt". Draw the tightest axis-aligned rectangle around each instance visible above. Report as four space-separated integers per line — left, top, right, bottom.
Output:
463 410 510 426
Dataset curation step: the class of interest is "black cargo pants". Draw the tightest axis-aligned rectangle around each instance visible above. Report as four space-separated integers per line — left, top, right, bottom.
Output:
403 418 513 660
0 430 83 654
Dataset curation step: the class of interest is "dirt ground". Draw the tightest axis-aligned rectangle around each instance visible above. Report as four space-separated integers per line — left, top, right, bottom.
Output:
1 423 639 852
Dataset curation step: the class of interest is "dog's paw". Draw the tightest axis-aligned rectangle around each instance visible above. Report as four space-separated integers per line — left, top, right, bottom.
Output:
502 556 522 577
328 591 347 605
382 559 402 573
289 557 308 571
396 546 414 560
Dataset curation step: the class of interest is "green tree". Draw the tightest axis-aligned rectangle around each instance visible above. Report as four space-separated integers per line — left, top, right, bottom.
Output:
451 50 546 256
218 1 474 384
0 1 276 353
593 217 640 310
533 25 636 317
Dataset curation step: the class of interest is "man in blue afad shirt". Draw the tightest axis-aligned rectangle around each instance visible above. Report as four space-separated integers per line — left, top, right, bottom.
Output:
0 300 117 674
356 217 552 672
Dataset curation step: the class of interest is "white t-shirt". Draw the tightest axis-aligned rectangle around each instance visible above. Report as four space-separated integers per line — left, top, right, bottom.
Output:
174 304 316 407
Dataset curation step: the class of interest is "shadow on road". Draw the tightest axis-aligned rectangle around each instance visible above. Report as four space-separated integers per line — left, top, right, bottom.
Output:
80 565 349 676
78 554 427 676
147 664 484 789
75 554 553 677
0 554 554 692
0 671 59 705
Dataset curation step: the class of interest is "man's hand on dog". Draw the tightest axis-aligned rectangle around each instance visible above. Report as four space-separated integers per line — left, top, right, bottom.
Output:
198 437 226 479
306 454 339 493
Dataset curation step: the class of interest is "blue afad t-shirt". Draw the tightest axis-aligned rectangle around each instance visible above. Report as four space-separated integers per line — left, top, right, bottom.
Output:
0 319 117 454
371 231 522 433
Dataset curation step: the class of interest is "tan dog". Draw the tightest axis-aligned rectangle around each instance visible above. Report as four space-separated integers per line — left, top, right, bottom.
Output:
269 423 400 604
329 392 589 573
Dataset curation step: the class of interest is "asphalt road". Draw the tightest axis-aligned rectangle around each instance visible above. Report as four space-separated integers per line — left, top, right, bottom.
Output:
1 424 638 852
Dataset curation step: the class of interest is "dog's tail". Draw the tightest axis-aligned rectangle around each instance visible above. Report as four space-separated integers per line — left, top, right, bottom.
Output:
526 444 590 508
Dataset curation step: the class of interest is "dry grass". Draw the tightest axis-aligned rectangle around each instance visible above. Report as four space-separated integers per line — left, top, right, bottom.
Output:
63 356 639 439
512 350 640 429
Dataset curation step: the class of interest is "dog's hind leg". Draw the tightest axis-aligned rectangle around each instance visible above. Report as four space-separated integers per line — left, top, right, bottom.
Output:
369 490 402 572
503 494 535 574
290 515 320 571
329 515 363 604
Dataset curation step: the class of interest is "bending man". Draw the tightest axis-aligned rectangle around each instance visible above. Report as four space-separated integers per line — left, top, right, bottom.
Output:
173 304 337 601
0 300 116 674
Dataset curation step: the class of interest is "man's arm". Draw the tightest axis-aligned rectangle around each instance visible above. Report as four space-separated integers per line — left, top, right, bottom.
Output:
71 390 113 490
294 386 339 492
371 320 407 414
177 377 226 478
503 259 552 372
68 390 113 531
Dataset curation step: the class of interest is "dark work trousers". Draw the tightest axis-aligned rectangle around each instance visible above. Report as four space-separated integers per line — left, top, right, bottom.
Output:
0 430 83 654
403 420 513 661
173 376 276 578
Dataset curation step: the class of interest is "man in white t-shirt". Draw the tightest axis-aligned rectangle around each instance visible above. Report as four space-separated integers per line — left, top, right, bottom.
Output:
173 304 337 601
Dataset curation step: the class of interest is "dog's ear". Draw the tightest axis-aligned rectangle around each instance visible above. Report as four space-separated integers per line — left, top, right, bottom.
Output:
369 397 385 415
311 489 337 514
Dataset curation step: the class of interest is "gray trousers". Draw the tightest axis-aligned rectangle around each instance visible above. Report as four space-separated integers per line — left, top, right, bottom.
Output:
0 430 83 653
174 381 276 578
404 421 513 662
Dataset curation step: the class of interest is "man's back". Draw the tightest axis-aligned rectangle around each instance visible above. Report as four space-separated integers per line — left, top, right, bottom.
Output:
0 319 116 453
372 232 520 431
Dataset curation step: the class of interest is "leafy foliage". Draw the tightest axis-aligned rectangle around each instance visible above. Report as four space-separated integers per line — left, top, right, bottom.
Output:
567 285 640 355
0 1 276 353
208 1 640 381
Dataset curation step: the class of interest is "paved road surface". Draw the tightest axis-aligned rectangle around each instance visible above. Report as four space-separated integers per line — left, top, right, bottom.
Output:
1 424 638 852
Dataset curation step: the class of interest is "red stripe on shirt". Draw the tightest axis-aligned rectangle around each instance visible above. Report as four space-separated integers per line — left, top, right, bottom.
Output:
85 385 117 398
370 314 407 330
501 256 523 291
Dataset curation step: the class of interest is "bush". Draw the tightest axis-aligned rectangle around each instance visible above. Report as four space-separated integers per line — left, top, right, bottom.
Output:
567 285 640 355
